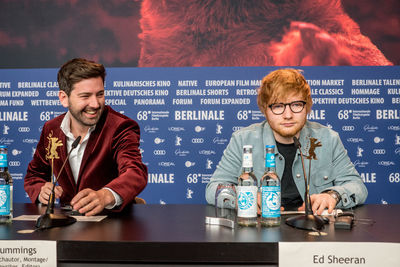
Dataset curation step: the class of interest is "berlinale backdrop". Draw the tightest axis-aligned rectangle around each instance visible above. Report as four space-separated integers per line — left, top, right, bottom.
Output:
0 0 399 204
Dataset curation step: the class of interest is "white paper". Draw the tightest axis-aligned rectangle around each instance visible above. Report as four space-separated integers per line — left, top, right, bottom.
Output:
280 242 400 267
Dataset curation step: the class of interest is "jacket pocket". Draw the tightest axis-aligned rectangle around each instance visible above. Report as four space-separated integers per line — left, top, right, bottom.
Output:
311 164 335 191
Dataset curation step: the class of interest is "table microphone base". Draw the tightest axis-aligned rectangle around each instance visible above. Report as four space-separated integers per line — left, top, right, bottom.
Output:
36 213 77 230
285 214 324 231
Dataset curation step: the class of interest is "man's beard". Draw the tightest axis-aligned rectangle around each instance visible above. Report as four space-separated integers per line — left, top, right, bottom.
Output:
69 107 103 127
271 119 306 139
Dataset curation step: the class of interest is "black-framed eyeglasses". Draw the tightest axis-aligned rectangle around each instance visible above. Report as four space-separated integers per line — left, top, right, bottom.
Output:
268 101 306 115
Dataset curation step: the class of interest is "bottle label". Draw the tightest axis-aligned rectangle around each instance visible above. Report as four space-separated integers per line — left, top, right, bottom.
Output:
0 154 7 168
0 185 10 215
242 153 253 168
237 186 258 218
261 186 281 218
265 153 275 168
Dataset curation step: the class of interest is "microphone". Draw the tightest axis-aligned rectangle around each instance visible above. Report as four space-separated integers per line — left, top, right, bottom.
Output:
36 136 81 230
285 136 324 231
292 137 312 215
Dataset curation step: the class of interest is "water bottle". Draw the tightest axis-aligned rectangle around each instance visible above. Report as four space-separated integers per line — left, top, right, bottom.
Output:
260 145 280 227
237 145 258 226
0 145 13 223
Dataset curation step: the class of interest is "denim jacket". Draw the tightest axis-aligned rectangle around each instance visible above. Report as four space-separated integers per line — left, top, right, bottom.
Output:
206 120 368 209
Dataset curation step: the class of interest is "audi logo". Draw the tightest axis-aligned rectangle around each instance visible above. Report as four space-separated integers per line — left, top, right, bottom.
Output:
373 149 386 155
153 150 166 155
342 126 355 131
18 127 31 132
9 161 21 167
191 138 204 144
232 126 243 132
232 126 243 131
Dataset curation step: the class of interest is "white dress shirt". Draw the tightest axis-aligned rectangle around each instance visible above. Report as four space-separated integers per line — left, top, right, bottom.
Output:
60 112 122 209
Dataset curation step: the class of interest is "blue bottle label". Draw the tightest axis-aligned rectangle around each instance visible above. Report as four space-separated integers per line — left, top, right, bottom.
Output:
0 154 7 168
0 185 10 215
265 153 275 168
237 186 258 218
261 186 281 218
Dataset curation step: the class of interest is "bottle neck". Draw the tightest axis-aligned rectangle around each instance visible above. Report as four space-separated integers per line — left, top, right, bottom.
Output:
242 166 253 173
242 152 253 170
0 152 8 170
264 166 276 173
265 152 276 172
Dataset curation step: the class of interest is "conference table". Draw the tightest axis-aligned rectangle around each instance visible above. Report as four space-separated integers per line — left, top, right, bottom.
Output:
2 203 400 266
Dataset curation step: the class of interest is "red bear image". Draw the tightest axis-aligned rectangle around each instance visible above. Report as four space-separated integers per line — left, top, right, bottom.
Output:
138 0 392 66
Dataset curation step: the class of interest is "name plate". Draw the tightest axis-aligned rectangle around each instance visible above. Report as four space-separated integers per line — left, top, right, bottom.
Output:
279 242 400 267
0 240 56 266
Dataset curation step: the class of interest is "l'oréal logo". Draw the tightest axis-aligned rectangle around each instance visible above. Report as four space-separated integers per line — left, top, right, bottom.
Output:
378 161 395 166
388 125 400 131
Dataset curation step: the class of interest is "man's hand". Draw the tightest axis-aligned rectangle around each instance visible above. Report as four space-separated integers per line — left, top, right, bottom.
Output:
309 193 337 215
70 188 115 216
39 182 63 205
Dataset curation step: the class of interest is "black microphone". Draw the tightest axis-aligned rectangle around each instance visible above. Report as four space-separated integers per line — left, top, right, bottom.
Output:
54 136 81 183
292 136 312 215
36 136 81 230
285 136 324 231
46 135 81 214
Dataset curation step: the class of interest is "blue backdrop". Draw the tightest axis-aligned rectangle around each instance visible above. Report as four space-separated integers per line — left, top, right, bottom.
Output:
0 66 399 204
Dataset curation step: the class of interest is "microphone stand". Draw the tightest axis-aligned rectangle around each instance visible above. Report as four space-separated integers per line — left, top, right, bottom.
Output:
36 136 81 230
285 137 324 231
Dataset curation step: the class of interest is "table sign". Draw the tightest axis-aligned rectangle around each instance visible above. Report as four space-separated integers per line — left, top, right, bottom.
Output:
279 242 400 267
0 240 56 266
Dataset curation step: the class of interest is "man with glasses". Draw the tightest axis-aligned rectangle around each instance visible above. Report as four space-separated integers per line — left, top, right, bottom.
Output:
206 68 367 214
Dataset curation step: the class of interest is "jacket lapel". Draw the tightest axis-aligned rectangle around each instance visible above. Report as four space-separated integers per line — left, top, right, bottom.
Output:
76 106 109 189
